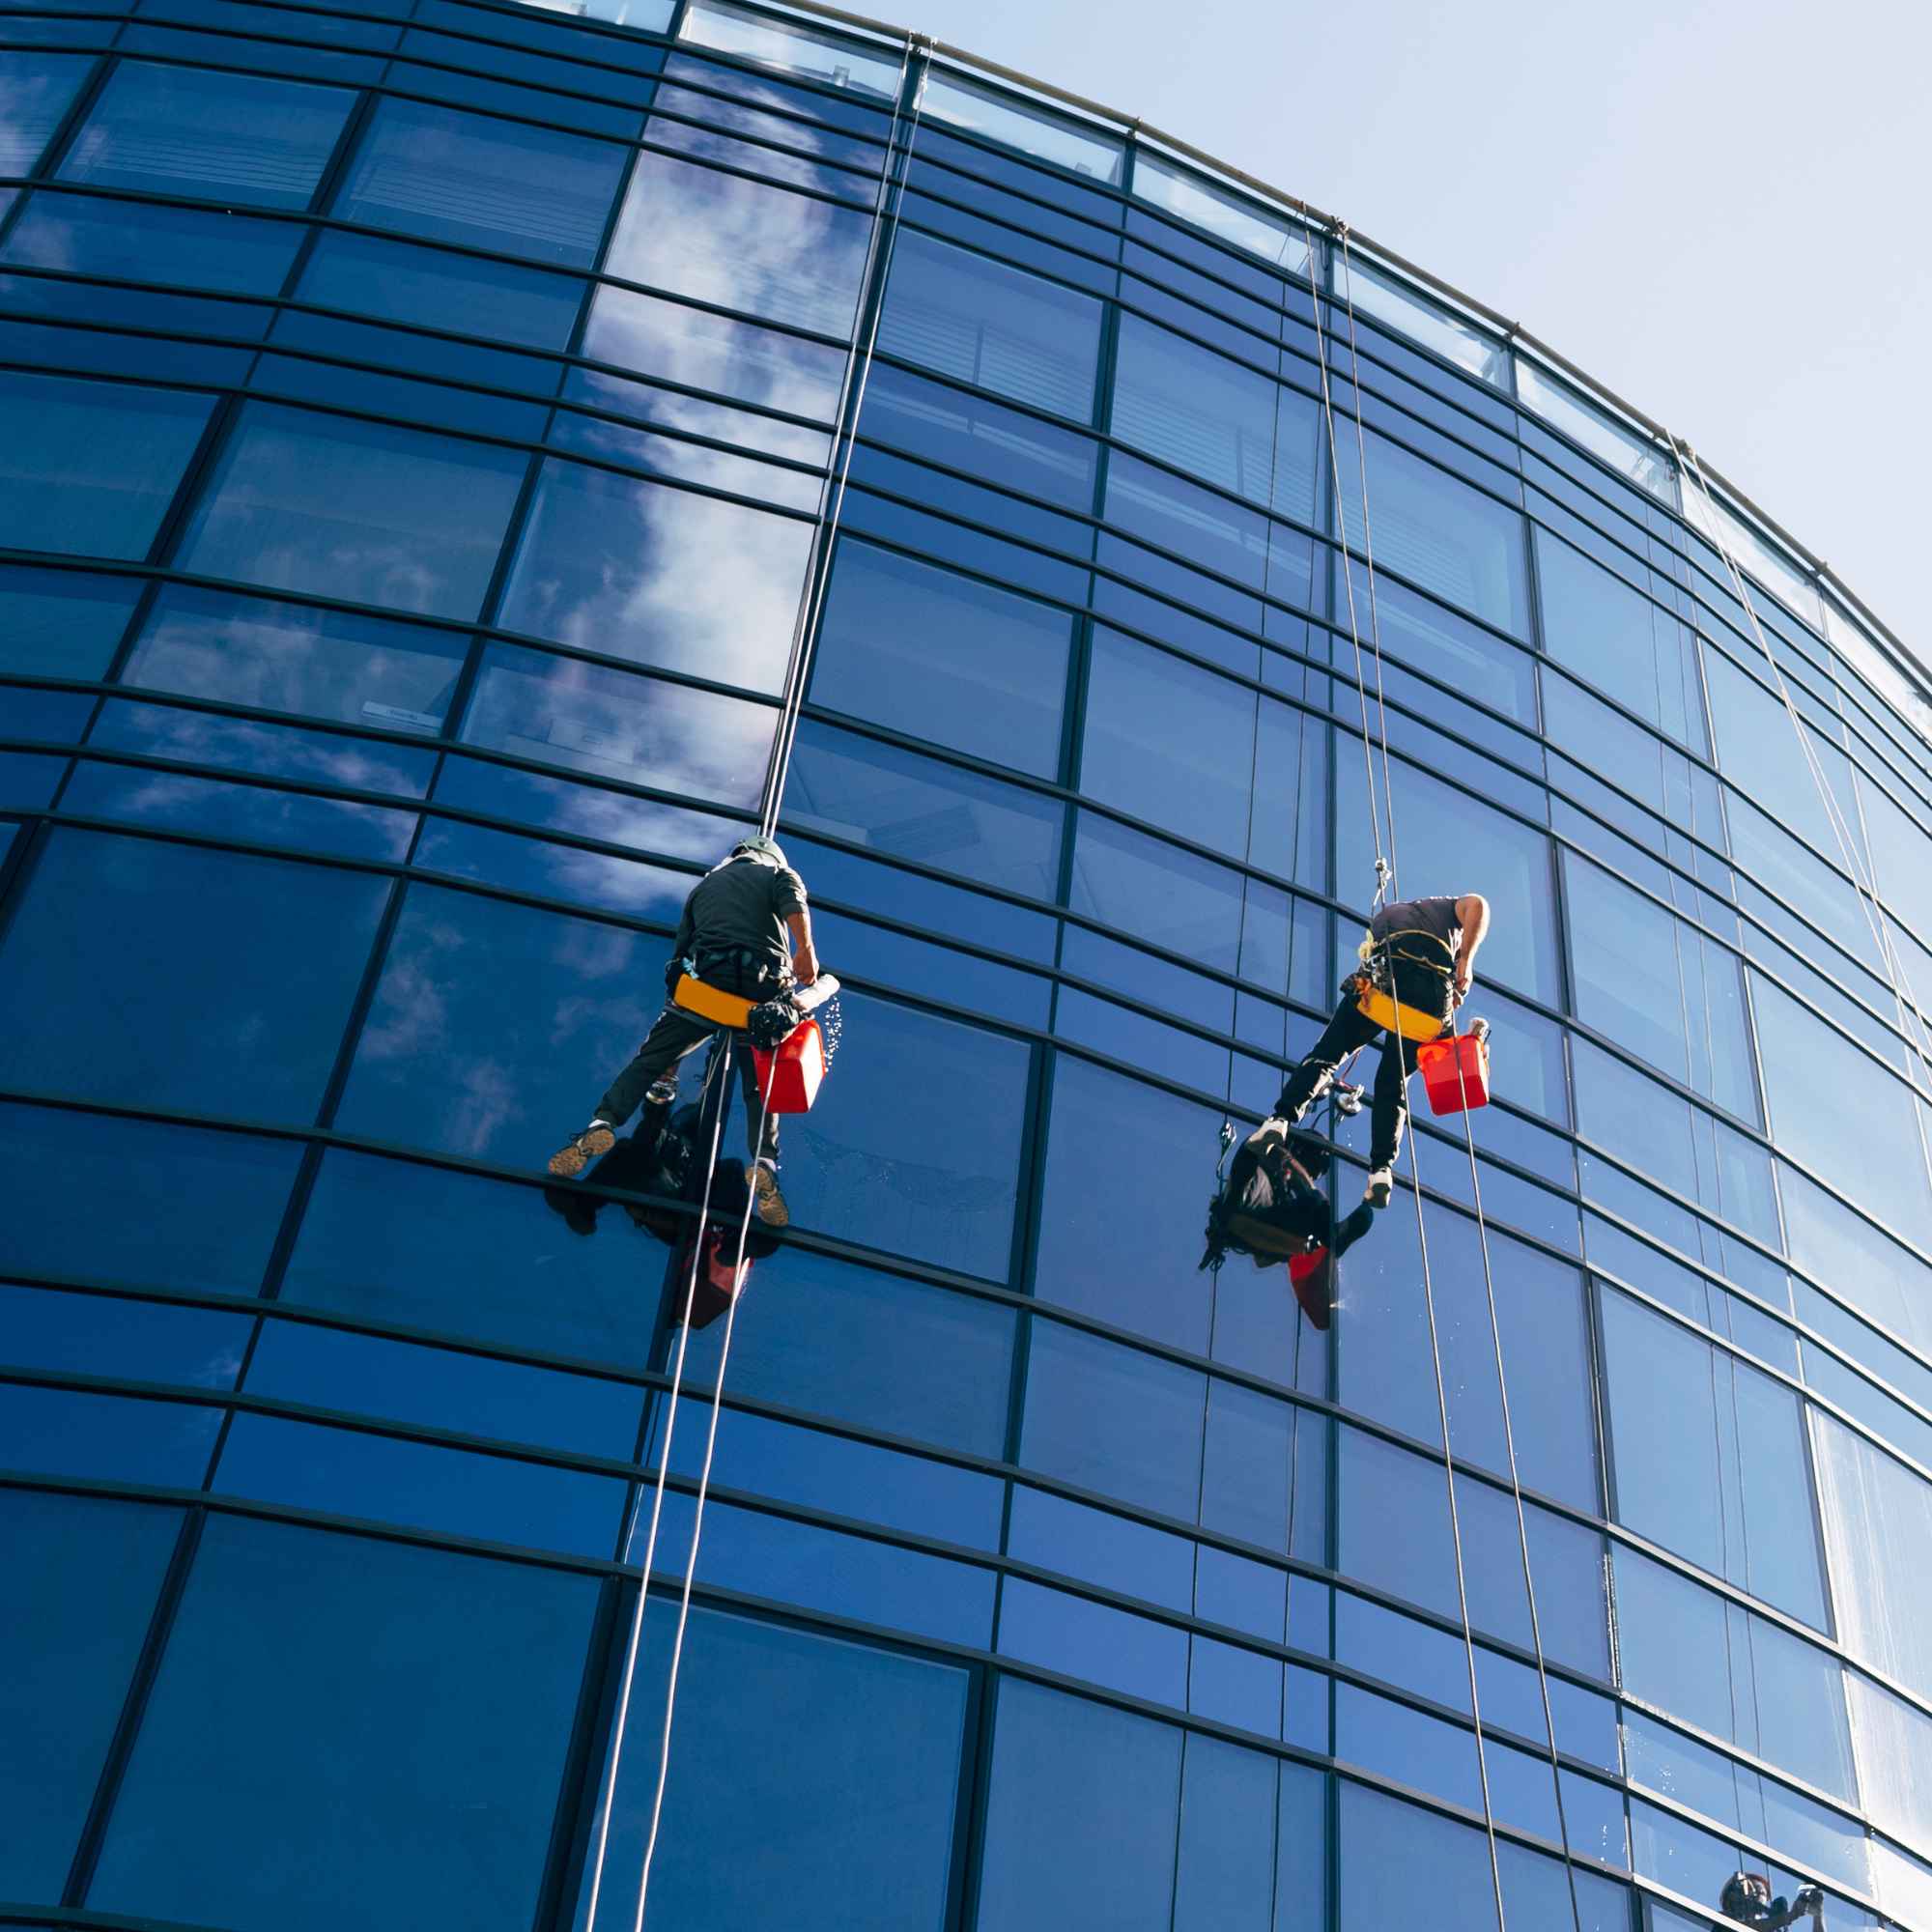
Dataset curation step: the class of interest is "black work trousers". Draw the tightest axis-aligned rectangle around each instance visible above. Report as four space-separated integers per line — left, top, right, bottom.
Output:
1275 988 1438 1172
596 1004 779 1163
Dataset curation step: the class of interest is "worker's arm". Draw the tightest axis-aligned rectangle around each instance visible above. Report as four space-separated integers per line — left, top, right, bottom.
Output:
786 907 819 986
1451 893 1491 997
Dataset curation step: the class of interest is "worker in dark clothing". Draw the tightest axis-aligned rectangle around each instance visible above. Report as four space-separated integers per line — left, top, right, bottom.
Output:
1252 892 1491 1208
548 835 820 1228
1717 1872 1824 1929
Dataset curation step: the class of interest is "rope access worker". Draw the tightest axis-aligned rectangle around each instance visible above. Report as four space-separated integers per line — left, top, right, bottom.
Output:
547 834 819 1230
1249 892 1491 1208
1716 1872 1825 1929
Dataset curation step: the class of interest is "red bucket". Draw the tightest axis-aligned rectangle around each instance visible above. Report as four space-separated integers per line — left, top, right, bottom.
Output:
1415 1032 1490 1115
752 1018 825 1115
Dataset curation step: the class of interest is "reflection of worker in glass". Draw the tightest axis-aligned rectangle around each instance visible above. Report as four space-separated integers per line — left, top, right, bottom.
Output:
1250 892 1490 1208
548 835 819 1229
1718 1871 1824 1929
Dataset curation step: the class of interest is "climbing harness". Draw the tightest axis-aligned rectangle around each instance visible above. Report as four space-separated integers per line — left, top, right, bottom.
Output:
579 36 923 1932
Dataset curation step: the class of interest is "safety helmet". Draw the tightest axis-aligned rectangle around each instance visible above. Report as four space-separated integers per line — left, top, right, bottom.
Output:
729 834 788 868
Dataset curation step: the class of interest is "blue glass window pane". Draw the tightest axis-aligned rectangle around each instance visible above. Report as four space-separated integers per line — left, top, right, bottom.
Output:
1536 528 1706 752
1338 423 1529 637
459 642 774 808
284 1149 656 1366
1565 853 1760 1123
860 360 1098 515
1000 1576 1190 1706
0 562 138 677
87 698 436 802
0 370 212 560
59 62 354 209
1601 1288 1827 1627
1172 1732 1281 1932
1020 1318 1205 1524
809 538 1072 777
331 97 627 268
657 1400 1002 1550
333 883 660 1165
647 1485 995 1645
240 1317 640 1459
1811 1406 1932 1704
212 1410 625 1556
0 829 388 1121
0 1381 222 1483
0 49 94 172
1034 1056 1222 1356
605 146 874 336
0 1101 298 1294
0 1282 248 1387
1111 312 1319 520
1752 972 1932 1249
1335 753 1559 1004
177 403 526 621
589 1603 968 1932
68 717 423 861
497 459 810 693
0 191 305 295
977 1677 1181 1932
777 990 1031 1278
679 1247 1014 1458
1339 1781 1495 1932
580 281 844 431
122 584 467 733
90 1516 601 1932
0 1490 182 1903
878 227 1102 421
785 720 1064 898
296 227 581 350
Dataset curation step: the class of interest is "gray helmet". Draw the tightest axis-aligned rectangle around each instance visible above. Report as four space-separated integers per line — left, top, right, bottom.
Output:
729 834 788 867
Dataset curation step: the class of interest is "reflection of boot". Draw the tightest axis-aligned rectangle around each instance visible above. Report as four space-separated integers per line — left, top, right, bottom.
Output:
749 1162 789 1228
543 1185 598 1237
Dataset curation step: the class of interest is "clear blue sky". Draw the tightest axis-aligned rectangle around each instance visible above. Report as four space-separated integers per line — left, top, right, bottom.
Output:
898 0 1930 667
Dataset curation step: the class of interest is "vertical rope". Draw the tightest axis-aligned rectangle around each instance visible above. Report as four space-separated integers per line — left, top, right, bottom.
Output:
1305 220 1510 1932
627 1040 781 1930
582 41 924 1927
581 1039 735 1932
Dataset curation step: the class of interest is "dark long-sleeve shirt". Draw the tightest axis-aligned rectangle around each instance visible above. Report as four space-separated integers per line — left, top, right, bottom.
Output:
672 856 809 981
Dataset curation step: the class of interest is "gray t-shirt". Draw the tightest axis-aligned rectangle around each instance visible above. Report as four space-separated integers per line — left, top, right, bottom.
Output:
673 856 809 979
1369 894 1464 959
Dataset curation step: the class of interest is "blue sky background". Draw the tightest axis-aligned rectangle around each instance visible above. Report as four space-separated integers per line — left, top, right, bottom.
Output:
899 0 1930 666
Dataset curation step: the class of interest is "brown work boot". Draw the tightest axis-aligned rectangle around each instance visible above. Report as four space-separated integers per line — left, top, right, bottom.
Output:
548 1123 615 1179
749 1162 789 1228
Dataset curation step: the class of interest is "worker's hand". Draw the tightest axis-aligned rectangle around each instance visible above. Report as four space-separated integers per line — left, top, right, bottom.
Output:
792 946 820 986
1452 964 1472 1001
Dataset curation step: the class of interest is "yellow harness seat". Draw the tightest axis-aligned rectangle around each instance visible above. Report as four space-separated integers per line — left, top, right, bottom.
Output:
671 973 755 1030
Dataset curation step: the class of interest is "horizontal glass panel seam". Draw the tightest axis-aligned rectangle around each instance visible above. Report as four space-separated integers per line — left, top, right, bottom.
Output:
0 179 859 354
0 278 842 475
0 358 827 526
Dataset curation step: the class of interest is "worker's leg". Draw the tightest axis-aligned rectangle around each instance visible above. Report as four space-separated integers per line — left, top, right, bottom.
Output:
732 1038 789 1227
1272 996 1381 1123
1368 1031 1414 1174
1331 1200 1377 1259
551 1005 711 1179
594 1004 714 1126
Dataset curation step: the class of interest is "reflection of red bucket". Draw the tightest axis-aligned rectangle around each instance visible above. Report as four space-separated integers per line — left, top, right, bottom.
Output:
678 1224 750 1330
752 1019 825 1114
1416 1032 1491 1115
1287 1247 1333 1330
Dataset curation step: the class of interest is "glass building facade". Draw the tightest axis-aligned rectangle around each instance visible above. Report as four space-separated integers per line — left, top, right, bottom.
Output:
5 2 1932 1927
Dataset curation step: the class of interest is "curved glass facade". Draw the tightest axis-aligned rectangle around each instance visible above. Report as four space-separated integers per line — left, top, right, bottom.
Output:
4 5 1932 1929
